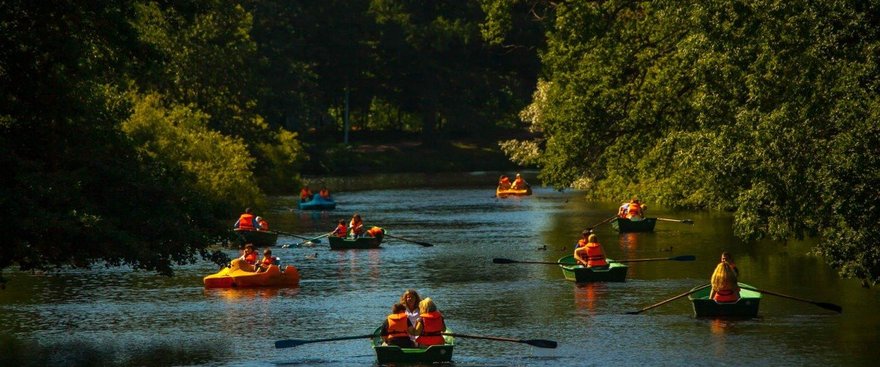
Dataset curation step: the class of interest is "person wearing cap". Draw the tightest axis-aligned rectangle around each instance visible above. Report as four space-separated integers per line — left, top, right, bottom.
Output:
573 233 609 268
511 173 529 190
256 216 269 231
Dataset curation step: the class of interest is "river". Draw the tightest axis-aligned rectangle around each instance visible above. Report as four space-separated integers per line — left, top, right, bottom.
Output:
1 177 878 366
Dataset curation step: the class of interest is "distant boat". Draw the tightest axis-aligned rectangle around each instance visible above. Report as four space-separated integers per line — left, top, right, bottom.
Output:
557 255 628 282
496 186 532 197
233 229 278 247
328 235 383 250
688 282 762 317
611 217 657 233
371 327 454 364
298 194 337 210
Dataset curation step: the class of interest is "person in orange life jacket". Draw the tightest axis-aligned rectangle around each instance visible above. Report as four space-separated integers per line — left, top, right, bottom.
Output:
255 248 278 272
709 261 740 302
319 187 331 199
721 251 739 277
366 226 385 241
331 219 347 237
575 229 593 248
255 216 269 231
381 303 416 348
510 173 529 190
413 298 447 347
237 244 259 271
497 175 511 190
233 208 260 231
573 233 609 268
624 197 645 220
349 213 365 238
299 187 312 202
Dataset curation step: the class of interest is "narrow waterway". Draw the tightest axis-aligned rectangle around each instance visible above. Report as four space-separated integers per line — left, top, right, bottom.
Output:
2 181 878 366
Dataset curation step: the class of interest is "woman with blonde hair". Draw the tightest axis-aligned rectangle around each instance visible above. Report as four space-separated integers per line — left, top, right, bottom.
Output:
709 261 740 302
412 297 447 347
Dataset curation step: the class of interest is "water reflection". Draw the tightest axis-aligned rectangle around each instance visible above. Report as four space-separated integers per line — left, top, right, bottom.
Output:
574 283 603 313
204 287 299 302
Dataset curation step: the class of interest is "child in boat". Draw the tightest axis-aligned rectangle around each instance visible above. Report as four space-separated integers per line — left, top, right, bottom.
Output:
709 261 740 302
349 213 365 238
573 233 609 268
721 251 739 277
238 244 258 271
255 216 269 231
255 248 277 272
381 303 415 348
575 229 592 248
497 175 511 190
332 219 347 237
413 298 446 347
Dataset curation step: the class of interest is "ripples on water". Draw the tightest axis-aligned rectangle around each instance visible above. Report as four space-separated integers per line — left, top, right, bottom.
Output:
1 186 878 366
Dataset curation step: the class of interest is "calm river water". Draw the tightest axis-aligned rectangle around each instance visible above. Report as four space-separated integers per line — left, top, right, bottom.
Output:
2 177 879 366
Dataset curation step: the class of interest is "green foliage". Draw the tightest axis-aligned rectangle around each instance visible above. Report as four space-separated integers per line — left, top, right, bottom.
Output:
493 0 880 285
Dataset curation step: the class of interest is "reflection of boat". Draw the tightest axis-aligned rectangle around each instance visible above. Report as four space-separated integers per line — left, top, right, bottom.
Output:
496 187 532 197
371 327 454 364
328 236 382 250
688 282 761 317
557 255 628 282
233 229 278 247
203 259 300 288
298 194 337 210
610 217 657 233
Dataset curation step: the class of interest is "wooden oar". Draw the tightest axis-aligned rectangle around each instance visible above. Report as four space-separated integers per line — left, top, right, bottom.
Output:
272 230 322 243
656 217 695 224
626 284 711 315
739 285 842 313
588 216 617 230
492 255 695 265
384 233 433 247
297 232 332 246
442 333 557 349
275 334 374 348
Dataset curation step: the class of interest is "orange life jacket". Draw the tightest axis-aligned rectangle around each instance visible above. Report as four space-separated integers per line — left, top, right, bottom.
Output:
385 312 409 339
237 214 255 230
258 219 268 231
577 238 589 248
350 219 364 236
300 188 312 200
713 288 740 303
626 203 642 218
319 189 330 199
367 226 384 238
585 242 608 267
333 224 347 237
512 177 525 189
417 311 445 346
242 252 258 265
260 256 275 266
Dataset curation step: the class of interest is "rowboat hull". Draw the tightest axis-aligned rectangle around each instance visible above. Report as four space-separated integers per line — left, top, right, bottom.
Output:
496 187 532 197
611 217 657 233
688 282 762 317
557 255 628 282
203 260 300 288
298 194 337 210
328 236 382 250
371 327 454 364
233 229 278 247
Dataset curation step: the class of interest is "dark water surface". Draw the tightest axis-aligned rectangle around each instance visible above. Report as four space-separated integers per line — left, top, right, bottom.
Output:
2 184 879 366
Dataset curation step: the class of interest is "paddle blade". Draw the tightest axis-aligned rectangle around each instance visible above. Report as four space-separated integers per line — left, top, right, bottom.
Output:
524 339 558 348
492 258 516 264
275 339 306 348
671 255 696 261
816 302 843 313
682 219 694 224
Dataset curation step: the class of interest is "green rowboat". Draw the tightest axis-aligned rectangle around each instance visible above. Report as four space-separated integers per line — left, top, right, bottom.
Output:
688 282 762 317
328 236 383 250
557 255 628 282
371 327 454 364
233 229 278 247
611 217 657 233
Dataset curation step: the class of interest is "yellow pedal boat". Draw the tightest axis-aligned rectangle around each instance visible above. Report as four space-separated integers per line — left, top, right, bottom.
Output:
203 259 300 288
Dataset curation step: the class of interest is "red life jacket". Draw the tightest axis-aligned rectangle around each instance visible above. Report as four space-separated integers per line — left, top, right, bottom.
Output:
417 311 445 346
237 214 255 230
319 189 330 199
258 220 268 231
385 312 409 339
367 226 384 238
261 256 275 266
333 224 347 237
300 189 311 200
626 203 642 218
585 242 608 267
713 288 740 303
243 252 258 265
